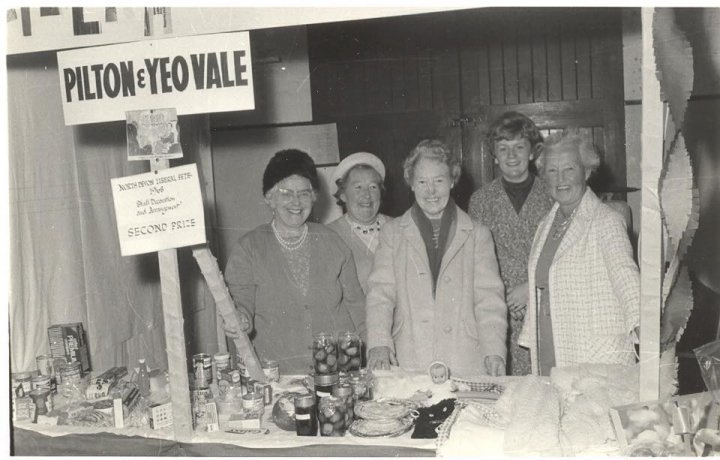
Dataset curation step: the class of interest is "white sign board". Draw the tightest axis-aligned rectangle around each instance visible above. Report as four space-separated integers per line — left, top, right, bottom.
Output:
57 31 254 125
111 164 206 256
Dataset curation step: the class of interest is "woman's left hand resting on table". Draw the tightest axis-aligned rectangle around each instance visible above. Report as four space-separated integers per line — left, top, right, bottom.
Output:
367 346 398 370
485 355 506 376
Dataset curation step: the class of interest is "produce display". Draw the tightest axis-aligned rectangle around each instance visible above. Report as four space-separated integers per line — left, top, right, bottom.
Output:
337 332 362 373
312 333 338 375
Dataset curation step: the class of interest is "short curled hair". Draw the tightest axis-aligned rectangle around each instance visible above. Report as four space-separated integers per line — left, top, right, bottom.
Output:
333 163 385 208
536 128 601 175
403 139 462 186
487 111 543 156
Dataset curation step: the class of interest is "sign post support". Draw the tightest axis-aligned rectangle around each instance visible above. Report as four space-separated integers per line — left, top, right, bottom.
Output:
150 158 194 441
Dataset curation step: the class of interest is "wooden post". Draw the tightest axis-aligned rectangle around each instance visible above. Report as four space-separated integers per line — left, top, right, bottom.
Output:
639 7 663 402
152 158 194 441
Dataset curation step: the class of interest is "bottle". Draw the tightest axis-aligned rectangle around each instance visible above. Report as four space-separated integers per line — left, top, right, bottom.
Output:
136 358 151 397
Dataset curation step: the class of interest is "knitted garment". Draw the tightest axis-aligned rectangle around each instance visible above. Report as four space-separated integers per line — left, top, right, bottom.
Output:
468 176 553 376
279 238 310 297
411 200 457 296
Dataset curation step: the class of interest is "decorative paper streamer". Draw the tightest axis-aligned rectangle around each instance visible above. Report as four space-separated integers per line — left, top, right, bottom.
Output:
653 8 693 129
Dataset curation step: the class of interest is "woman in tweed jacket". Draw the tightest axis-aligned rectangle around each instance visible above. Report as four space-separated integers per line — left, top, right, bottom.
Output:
519 130 640 376
468 112 553 375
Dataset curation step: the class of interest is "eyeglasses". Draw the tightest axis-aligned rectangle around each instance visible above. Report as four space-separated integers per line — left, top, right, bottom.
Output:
275 187 314 203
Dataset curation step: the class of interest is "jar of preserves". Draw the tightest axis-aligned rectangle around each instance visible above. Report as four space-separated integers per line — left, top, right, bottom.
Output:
312 332 337 375
332 383 355 427
317 396 349 436
314 372 338 406
349 369 374 402
337 331 362 372
294 393 318 436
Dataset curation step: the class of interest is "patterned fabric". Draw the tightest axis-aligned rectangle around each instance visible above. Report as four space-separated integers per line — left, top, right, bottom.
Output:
519 189 641 375
278 239 310 297
366 207 507 377
468 176 553 375
327 214 390 295
224 223 366 373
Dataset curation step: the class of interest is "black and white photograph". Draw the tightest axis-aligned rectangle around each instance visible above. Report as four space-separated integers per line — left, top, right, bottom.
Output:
5 4 720 457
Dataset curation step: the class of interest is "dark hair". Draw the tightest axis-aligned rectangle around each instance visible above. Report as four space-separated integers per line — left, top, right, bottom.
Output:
487 111 543 156
262 149 319 195
333 163 385 208
403 139 462 186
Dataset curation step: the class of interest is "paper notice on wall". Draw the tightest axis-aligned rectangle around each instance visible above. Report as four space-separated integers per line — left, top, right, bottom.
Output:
111 164 206 256
126 108 183 160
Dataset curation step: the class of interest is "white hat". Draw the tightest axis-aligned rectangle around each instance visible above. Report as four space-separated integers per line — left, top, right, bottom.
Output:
331 152 386 187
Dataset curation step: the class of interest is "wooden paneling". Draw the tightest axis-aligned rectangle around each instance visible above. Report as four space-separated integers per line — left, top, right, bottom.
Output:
503 31 519 105
307 8 626 198
546 30 563 101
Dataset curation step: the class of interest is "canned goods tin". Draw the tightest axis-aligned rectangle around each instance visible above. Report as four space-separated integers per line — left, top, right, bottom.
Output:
14 372 34 393
31 375 52 392
241 393 264 414
36 355 55 376
220 368 241 385
193 353 213 387
255 381 273 406
213 352 230 380
261 359 279 383
191 386 213 430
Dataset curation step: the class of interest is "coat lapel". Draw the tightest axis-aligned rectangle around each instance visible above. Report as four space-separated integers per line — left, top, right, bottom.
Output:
553 189 598 262
399 210 431 274
439 210 471 277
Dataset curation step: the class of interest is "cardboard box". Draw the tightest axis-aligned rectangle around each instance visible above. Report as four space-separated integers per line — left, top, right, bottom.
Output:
48 323 90 374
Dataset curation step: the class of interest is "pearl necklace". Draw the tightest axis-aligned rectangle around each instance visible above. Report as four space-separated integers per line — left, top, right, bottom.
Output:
271 220 308 251
552 207 578 240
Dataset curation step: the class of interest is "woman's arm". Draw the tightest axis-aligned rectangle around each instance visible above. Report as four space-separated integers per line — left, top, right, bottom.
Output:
365 224 399 367
473 224 509 362
224 240 257 333
338 250 367 341
600 211 640 333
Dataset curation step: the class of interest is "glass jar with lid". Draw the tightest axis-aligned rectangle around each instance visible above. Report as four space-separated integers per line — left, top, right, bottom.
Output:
314 372 338 406
294 393 318 436
332 383 355 428
317 395 349 436
348 369 374 402
312 332 337 375
337 331 362 372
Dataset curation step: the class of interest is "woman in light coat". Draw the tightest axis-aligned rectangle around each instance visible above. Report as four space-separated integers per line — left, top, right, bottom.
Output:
519 130 640 376
366 140 507 377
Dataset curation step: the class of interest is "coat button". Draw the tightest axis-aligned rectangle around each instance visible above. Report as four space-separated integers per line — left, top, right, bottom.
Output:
444 276 451 283
443 326 452 333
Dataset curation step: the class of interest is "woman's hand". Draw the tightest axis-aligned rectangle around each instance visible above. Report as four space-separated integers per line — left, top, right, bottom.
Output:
507 282 529 314
367 346 397 370
223 309 252 337
484 355 506 376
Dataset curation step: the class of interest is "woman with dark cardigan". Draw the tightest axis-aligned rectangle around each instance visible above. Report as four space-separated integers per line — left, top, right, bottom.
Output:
224 149 366 373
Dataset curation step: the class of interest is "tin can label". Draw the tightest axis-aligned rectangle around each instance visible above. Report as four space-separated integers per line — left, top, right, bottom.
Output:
262 361 280 383
31 375 52 392
193 354 213 387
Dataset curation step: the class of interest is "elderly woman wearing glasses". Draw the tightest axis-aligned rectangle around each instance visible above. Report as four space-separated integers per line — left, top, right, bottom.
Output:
327 152 390 295
366 140 507 377
224 149 366 373
519 130 640 376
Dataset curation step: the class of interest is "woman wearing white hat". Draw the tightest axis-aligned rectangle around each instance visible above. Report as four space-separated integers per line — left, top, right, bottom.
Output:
328 152 391 295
